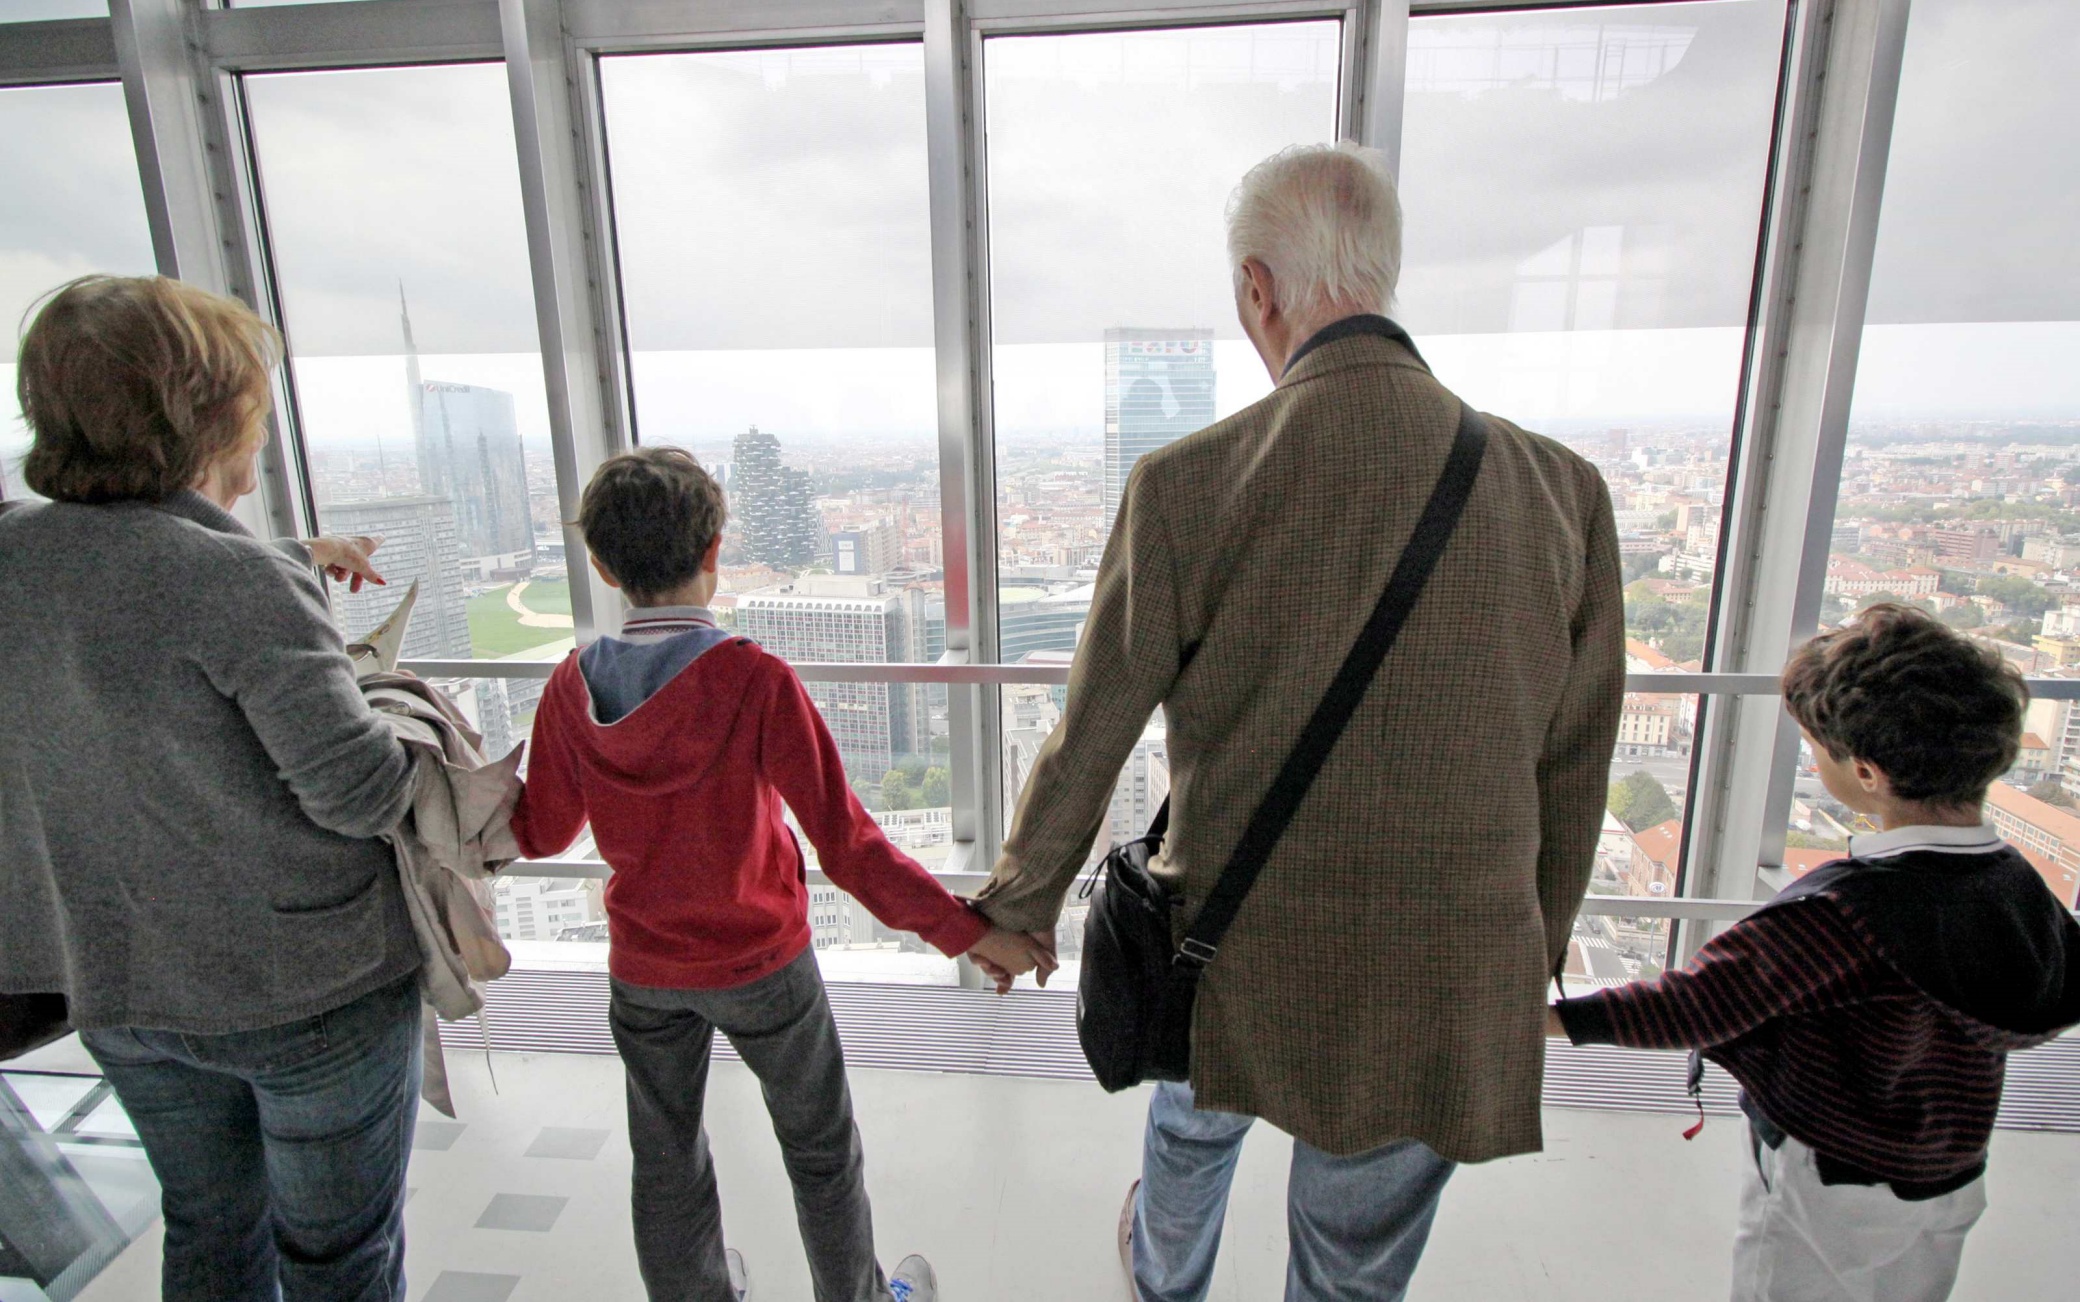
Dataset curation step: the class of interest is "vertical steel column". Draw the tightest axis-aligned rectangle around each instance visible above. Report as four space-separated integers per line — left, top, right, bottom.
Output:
111 0 304 542
924 0 1003 869
1683 0 1911 936
1343 0 1409 172
500 0 630 642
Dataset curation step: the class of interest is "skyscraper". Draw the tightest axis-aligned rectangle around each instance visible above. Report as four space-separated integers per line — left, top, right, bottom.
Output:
317 495 473 660
400 289 533 563
1103 327 1216 519
730 426 820 568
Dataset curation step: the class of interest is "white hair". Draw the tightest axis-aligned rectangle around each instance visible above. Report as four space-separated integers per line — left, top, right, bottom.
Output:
1225 141 1402 315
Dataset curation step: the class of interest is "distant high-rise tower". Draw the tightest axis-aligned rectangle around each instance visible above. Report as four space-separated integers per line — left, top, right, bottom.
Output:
1103 328 1215 520
400 290 533 562
730 426 819 568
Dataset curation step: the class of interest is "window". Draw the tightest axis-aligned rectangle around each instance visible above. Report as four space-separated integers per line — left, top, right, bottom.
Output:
600 44 947 827
982 20 1342 824
1804 0 2080 901
243 63 558 666
0 82 157 501
1399 2 1786 942
0 1 105 20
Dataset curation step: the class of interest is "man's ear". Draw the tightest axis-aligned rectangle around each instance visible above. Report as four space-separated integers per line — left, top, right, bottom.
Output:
1240 257 1277 326
1852 757 1890 796
589 553 623 590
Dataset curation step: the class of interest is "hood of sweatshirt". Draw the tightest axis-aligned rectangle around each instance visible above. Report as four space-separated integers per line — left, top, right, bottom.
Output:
554 630 771 801
1784 836 2080 1047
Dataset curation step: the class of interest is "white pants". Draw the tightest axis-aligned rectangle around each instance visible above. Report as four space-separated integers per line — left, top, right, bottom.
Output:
1730 1132 1987 1302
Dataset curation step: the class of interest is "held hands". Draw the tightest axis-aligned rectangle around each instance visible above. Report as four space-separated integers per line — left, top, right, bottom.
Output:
967 928 1060 995
304 534 387 592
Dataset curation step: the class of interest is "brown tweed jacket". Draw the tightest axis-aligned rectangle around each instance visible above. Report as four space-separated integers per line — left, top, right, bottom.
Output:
975 324 1625 1161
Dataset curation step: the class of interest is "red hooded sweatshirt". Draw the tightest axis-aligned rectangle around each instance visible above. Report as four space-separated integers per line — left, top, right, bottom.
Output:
511 609 988 989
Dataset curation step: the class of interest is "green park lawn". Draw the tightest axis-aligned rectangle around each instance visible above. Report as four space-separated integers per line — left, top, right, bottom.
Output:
466 578 573 657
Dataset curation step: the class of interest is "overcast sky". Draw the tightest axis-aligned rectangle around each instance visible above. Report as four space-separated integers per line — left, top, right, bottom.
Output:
4 0 2078 486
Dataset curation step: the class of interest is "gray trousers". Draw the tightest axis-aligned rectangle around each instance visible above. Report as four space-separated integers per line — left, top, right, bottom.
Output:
610 949 891 1302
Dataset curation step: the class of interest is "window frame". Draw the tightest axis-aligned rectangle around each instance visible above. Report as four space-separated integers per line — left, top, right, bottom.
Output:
0 0 1971 966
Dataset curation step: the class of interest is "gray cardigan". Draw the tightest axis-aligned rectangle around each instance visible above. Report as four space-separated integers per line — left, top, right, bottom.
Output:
0 491 419 1033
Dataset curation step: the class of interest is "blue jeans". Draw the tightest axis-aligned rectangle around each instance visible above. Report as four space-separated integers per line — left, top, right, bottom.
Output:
1133 1081 1456 1302
80 973 422 1302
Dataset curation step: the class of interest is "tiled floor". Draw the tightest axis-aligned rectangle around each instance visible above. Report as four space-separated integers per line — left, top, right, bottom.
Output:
66 1050 2080 1301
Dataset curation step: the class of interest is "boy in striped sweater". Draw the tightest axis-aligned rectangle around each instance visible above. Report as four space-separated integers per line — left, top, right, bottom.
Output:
1550 604 2080 1302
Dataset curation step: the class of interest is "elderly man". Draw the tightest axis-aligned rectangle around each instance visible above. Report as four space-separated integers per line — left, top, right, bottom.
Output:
973 142 1624 1300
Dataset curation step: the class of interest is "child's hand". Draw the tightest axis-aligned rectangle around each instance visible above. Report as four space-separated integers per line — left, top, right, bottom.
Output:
968 928 1059 995
1544 1005 1568 1038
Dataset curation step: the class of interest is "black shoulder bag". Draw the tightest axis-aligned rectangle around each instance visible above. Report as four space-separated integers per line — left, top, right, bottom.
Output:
1075 403 1488 1091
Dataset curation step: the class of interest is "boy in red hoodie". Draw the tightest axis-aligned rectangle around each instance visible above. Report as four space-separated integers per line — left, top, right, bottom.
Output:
514 448 1052 1302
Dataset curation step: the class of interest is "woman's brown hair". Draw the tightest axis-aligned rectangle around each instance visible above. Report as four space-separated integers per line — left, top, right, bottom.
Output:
18 275 283 504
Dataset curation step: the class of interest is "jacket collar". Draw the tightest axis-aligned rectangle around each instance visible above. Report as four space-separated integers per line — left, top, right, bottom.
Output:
149 489 252 538
1849 822 2004 861
1280 313 1430 385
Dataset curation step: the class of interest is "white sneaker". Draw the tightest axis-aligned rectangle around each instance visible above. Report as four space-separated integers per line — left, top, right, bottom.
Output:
889 1254 936 1302
727 1248 751 1301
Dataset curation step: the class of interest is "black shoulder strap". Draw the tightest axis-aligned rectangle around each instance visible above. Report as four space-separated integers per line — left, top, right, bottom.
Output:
1169 402 1488 969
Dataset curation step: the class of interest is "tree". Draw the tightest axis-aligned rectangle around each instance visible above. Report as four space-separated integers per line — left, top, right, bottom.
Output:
1940 604 1984 630
2028 780 2075 809
852 777 885 813
1937 569 1975 595
921 767 951 808
880 769 918 811
1786 831 1848 851
1608 771 1677 832
1978 574 2055 618
1623 552 1663 583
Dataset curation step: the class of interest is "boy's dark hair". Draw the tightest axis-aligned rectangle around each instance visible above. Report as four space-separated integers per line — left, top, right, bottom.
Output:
1782 602 2026 809
578 448 728 602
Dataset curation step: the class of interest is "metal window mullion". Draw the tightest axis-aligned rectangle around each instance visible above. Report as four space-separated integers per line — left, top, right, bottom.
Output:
1342 0 1408 173
923 0 1004 869
111 0 304 544
1682 0 1910 945
498 0 630 643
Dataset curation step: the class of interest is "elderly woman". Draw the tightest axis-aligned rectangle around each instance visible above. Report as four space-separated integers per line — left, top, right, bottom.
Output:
0 275 423 1301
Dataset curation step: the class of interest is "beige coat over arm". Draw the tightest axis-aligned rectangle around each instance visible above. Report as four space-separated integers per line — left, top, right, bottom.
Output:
974 326 1626 1162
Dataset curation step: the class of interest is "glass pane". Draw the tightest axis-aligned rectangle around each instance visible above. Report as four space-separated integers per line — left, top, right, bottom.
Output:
1400 1 1787 655
1563 912 1674 992
1807 0 2080 900
599 45 942 820
983 21 1343 644
1598 694 1701 968
1 82 157 500
243 64 560 664
0 1 106 19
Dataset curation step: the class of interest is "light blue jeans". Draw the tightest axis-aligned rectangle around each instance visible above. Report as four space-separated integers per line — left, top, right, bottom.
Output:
80 973 422 1302
1132 1081 1456 1302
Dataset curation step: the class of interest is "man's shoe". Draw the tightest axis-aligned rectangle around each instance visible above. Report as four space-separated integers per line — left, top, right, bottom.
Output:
726 1248 751 1301
1119 1180 1142 1301
889 1254 937 1302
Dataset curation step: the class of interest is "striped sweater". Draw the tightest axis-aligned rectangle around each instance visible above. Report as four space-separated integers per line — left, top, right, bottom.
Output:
1556 824 2080 1189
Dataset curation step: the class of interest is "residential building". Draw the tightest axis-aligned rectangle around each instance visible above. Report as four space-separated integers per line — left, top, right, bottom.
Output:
1615 693 1683 757
1983 782 2080 907
493 876 602 943
731 426 819 568
316 495 472 660
738 574 924 780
